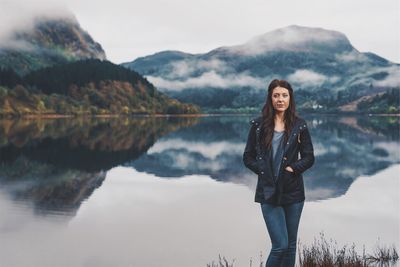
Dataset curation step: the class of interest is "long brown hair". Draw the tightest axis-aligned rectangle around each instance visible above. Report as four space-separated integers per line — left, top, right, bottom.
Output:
261 79 297 149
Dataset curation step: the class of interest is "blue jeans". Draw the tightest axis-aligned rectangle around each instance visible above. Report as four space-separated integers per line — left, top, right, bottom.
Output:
260 201 304 267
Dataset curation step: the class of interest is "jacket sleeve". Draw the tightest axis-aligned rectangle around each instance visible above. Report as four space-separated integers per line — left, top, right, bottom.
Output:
243 122 260 175
289 123 315 175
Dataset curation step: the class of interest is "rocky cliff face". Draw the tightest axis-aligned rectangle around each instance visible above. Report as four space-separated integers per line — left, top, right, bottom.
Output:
0 15 106 74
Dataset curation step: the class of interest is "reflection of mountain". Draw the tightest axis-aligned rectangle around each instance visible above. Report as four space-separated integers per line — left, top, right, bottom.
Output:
0 117 199 215
303 116 398 200
127 116 249 181
0 156 106 216
129 115 399 201
0 115 398 216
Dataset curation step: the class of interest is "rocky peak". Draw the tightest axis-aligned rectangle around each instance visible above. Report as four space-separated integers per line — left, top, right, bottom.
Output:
13 16 106 60
0 14 106 74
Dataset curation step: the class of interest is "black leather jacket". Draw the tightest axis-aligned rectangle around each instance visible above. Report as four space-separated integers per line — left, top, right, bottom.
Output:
243 116 315 205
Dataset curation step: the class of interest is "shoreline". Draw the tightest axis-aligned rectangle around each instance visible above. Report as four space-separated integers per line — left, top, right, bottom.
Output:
0 112 400 120
0 112 399 120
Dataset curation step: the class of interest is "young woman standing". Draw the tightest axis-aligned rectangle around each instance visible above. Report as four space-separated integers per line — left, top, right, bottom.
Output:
243 79 315 267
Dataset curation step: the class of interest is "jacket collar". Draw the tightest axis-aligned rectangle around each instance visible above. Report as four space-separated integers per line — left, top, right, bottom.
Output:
250 116 306 154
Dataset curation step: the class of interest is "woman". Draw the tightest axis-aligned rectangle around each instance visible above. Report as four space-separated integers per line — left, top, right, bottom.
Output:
243 79 315 267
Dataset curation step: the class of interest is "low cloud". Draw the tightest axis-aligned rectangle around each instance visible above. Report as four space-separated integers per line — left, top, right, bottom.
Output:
373 66 400 87
335 51 370 62
229 25 347 56
0 1 73 49
346 65 400 88
147 71 265 91
168 58 232 78
287 69 340 87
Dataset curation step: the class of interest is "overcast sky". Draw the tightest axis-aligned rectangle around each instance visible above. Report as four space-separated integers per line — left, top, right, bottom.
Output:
1 0 399 64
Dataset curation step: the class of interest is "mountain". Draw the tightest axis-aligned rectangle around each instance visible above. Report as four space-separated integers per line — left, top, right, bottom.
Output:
0 15 106 75
0 59 200 116
122 25 400 113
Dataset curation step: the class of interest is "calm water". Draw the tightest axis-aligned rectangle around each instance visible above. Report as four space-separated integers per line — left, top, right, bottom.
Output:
0 115 399 267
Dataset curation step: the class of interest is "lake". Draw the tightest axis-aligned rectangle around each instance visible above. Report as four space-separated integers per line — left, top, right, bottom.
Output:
0 115 399 267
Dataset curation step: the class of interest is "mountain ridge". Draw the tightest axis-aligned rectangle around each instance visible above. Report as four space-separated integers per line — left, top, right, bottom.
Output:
122 25 399 113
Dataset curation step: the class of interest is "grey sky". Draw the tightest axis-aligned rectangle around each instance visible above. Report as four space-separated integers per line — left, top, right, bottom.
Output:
1 0 399 64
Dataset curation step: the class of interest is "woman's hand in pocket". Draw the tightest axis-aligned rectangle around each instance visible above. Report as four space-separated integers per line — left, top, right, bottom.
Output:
285 166 294 173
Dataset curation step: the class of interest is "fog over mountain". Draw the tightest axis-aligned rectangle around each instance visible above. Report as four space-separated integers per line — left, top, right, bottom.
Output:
124 25 399 92
0 7 106 74
0 2 70 46
122 25 399 111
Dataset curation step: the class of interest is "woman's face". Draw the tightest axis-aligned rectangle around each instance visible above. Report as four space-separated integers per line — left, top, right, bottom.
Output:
271 86 290 112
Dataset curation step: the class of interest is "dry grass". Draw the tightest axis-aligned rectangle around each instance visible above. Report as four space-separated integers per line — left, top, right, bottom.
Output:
298 232 398 267
207 233 398 267
206 254 235 267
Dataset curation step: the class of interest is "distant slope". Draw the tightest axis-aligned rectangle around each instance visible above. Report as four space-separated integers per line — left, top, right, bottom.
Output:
0 59 200 116
0 15 106 75
122 25 399 113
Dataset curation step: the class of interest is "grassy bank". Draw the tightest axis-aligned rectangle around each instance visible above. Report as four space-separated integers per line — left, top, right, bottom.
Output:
207 232 398 267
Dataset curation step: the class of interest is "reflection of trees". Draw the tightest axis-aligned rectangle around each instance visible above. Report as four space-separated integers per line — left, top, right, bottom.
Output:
356 116 399 140
0 117 199 171
0 116 199 216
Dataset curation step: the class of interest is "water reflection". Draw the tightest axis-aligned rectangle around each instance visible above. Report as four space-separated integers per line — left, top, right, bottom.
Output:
0 115 398 216
0 117 198 171
130 115 399 201
0 117 198 215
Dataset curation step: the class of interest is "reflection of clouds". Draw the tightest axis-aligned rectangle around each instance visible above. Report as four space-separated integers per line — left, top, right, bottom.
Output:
311 118 325 127
305 188 337 200
338 168 359 178
373 141 400 160
313 143 328 156
171 152 223 171
197 160 224 172
174 153 191 168
148 138 244 160
313 142 340 157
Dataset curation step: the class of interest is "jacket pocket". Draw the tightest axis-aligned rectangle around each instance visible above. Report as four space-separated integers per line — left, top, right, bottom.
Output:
263 186 276 201
283 169 299 192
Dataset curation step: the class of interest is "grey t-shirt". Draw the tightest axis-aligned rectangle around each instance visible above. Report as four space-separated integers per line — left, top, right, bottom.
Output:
272 130 285 179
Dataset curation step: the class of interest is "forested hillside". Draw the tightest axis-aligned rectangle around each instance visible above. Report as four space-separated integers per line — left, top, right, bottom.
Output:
0 59 200 117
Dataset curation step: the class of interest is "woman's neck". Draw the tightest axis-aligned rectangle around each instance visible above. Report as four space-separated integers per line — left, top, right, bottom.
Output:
274 111 285 123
